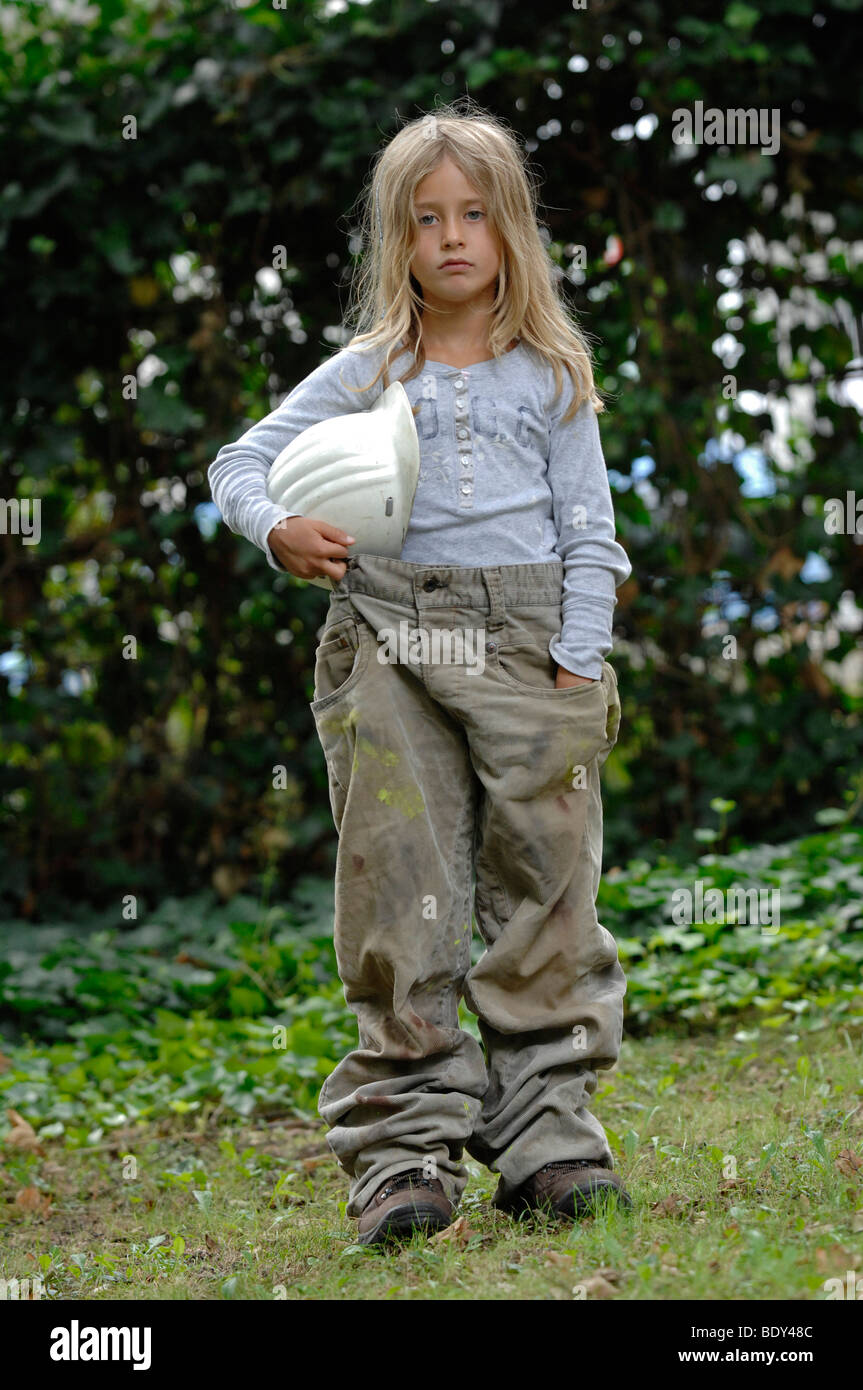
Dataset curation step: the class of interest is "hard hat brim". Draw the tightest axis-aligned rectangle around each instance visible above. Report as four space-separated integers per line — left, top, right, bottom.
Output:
267 379 420 589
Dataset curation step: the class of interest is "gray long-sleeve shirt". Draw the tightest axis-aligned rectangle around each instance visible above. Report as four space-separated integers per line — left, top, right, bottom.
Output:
208 339 632 679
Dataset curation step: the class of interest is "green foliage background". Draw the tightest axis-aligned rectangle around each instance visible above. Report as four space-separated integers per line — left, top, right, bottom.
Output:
1 0 861 919
2 828 861 1136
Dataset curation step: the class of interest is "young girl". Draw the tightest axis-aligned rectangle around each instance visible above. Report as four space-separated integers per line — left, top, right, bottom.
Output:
209 101 633 1247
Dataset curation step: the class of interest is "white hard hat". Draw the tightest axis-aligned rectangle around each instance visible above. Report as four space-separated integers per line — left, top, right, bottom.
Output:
266 379 420 590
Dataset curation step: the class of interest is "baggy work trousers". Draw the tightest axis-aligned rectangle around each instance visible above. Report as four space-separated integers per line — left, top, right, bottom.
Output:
309 553 626 1217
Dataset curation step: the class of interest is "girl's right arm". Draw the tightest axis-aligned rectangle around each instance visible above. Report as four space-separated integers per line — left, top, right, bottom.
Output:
207 347 380 576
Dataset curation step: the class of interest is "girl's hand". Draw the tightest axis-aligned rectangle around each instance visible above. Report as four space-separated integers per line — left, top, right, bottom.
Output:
554 664 597 690
267 517 356 582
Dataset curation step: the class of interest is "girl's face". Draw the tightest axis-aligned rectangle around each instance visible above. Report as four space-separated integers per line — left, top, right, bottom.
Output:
409 156 502 314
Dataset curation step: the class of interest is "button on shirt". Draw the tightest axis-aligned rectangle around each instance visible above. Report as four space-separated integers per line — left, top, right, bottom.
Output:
208 340 632 679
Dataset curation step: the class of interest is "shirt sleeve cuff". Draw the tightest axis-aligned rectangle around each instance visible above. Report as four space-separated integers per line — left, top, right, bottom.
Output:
260 508 301 572
548 596 616 681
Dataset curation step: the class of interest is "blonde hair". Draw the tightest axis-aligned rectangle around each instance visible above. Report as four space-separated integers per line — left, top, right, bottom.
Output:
340 96 605 424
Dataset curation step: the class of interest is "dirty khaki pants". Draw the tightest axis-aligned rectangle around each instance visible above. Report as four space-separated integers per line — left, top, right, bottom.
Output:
310 553 625 1217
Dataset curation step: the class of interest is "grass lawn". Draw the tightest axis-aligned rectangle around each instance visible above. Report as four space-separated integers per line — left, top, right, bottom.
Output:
3 1017 862 1301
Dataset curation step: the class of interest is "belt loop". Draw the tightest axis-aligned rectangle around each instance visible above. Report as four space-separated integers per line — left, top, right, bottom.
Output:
481 567 506 632
332 555 358 594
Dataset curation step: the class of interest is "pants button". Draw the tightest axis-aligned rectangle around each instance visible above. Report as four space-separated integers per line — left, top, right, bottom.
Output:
486 641 496 652
423 578 441 591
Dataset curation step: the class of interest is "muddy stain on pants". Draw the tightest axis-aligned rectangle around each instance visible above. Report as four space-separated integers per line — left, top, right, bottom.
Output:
309 553 626 1217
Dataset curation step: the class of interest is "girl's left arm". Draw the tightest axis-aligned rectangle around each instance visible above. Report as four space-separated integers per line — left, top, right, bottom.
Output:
546 390 632 681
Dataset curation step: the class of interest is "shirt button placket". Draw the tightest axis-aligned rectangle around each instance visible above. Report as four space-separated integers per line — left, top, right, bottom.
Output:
453 373 473 509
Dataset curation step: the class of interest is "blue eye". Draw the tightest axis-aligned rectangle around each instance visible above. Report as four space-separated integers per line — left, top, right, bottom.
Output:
416 210 485 225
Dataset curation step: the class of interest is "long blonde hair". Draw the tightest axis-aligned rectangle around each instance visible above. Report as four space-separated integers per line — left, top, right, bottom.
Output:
340 96 605 424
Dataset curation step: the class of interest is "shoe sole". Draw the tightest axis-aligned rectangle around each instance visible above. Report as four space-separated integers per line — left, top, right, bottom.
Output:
357 1202 453 1248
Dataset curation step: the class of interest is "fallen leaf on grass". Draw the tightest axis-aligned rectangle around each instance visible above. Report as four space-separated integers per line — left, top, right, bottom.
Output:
4 1110 45 1155
543 1250 574 1268
574 1274 617 1299
205 1233 218 1252
428 1215 482 1249
851 1211 863 1234
835 1150 863 1178
650 1193 697 1217
813 1243 861 1272
14 1186 51 1217
300 1155 332 1173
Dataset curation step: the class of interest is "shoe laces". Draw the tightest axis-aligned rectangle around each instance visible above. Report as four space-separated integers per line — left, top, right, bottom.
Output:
380 1168 436 1198
539 1160 605 1173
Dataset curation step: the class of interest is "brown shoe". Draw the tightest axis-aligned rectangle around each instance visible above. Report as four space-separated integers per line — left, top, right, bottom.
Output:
499 1159 632 1220
357 1168 455 1247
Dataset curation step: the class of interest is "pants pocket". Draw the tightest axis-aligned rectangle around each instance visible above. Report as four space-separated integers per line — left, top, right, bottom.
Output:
309 615 371 830
310 616 368 710
494 640 604 702
599 661 621 763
